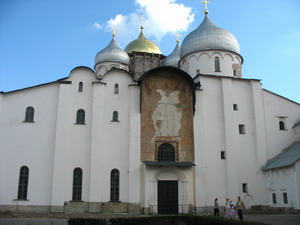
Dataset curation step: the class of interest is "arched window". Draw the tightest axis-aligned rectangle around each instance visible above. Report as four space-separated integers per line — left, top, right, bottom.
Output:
76 109 85 124
24 106 34 122
78 82 83 92
110 169 119 202
157 143 176 162
72 168 82 201
114 83 119 94
279 121 286 130
18 166 29 200
112 111 119 122
214 56 221 72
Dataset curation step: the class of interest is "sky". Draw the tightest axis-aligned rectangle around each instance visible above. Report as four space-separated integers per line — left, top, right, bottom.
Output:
0 0 299 103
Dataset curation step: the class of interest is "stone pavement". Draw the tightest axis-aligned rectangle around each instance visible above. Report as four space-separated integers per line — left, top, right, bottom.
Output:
244 214 300 225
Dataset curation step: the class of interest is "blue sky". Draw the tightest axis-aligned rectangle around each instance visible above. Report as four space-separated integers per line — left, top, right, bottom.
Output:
0 0 299 103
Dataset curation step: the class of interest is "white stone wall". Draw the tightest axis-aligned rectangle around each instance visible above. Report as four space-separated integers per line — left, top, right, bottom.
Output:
193 75 300 209
179 50 242 78
0 83 59 207
263 161 300 210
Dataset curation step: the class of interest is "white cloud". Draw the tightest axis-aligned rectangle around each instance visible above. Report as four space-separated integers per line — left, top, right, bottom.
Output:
106 0 194 46
93 22 103 30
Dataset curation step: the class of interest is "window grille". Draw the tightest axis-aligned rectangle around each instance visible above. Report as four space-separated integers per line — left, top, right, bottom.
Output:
72 168 82 201
24 107 34 122
214 57 221 72
157 143 176 162
114 83 119 94
110 169 119 202
76 109 85 124
18 166 29 200
78 82 83 92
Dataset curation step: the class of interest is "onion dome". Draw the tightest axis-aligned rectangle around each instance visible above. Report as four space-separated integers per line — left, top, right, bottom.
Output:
125 26 162 54
95 34 130 66
180 14 240 58
163 40 180 67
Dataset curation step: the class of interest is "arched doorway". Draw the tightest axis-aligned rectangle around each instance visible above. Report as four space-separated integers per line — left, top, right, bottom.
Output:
152 167 187 214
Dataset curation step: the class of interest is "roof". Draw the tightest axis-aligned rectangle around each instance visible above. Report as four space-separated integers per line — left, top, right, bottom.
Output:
261 141 300 171
180 14 240 59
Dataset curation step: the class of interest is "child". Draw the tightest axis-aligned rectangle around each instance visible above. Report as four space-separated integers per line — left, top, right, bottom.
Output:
229 201 237 219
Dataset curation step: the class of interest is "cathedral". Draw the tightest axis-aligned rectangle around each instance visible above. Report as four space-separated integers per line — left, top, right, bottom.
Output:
0 5 300 215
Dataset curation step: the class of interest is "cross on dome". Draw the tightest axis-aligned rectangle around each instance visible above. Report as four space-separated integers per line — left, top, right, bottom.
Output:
201 0 211 14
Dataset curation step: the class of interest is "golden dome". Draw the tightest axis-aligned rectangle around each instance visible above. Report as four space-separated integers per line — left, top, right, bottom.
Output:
125 26 162 54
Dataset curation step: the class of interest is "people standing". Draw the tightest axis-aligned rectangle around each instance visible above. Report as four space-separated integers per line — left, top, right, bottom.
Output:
229 201 236 219
235 196 246 220
214 198 219 216
225 198 231 218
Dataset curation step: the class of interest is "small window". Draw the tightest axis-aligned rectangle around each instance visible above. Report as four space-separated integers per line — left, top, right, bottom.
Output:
110 169 120 202
242 183 248 193
76 109 85 124
239 124 246 134
78 82 83 92
221 151 226 160
112 111 119 122
272 193 277 204
233 70 237 76
196 69 200 75
283 192 288 204
18 166 29 200
24 106 34 122
114 83 119 94
279 121 286 130
214 57 221 72
72 168 82 201
157 143 176 162
233 104 238 111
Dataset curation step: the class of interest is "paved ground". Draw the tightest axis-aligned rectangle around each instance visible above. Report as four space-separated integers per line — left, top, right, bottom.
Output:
0 214 299 225
244 214 300 225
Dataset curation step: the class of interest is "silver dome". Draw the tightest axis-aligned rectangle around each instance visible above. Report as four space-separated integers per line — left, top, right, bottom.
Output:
163 41 180 67
180 15 240 58
95 35 130 66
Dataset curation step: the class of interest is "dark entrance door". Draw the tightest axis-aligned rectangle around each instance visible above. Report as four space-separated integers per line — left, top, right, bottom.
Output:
158 180 178 214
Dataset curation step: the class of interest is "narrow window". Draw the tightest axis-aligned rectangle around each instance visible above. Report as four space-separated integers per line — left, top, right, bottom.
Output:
114 83 119 94
76 109 85 124
239 124 246 134
24 106 34 122
196 69 200 75
221 151 226 160
72 168 82 201
112 111 119 122
157 143 176 162
18 166 29 200
110 169 119 202
214 56 221 72
78 82 83 92
233 104 238 111
283 192 288 204
233 70 237 76
242 183 248 193
272 193 277 204
279 121 286 130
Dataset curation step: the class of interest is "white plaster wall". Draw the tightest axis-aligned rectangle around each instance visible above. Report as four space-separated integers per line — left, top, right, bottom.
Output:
263 163 300 209
193 76 271 209
263 91 300 159
59 68 96 202
0 83 59 206
95 69 132 202
179 50 242 78
94 62 129 78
